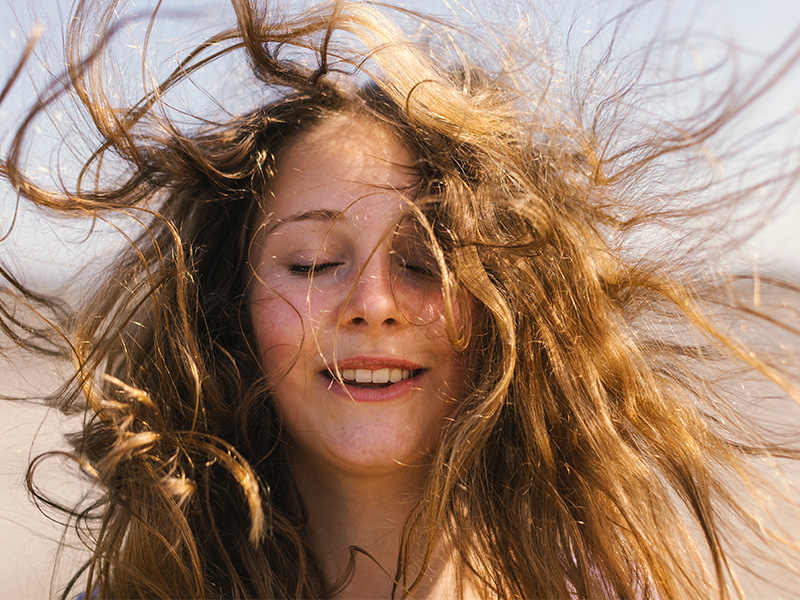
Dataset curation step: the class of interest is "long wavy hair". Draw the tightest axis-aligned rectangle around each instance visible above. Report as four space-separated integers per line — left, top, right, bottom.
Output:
2 0 800 598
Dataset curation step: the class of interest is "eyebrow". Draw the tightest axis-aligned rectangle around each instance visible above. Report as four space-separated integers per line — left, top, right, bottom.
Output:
264 208 342 235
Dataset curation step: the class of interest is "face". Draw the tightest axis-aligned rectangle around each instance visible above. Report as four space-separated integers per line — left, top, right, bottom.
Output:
248 116 468 479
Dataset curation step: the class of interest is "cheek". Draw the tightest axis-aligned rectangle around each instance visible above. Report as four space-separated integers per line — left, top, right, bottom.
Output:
423 289 473 347
437 342 470 400
393 280 455 332
248 289 307 379
438 296 475 396
422 297 473 395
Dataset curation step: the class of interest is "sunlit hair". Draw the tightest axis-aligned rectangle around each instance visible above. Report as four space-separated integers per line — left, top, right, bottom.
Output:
2 0 800 598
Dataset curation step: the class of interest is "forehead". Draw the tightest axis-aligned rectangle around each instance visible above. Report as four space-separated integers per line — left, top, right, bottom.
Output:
268 115 419 220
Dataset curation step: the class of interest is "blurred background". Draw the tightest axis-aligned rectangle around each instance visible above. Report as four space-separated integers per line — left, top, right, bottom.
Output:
1 0 799 597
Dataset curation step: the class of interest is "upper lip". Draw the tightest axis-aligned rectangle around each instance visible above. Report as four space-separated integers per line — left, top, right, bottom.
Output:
323 356 424 372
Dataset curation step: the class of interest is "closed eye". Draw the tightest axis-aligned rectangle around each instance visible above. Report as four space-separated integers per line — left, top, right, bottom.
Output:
399 260 436 278
394 253 439 280
288 262 343 276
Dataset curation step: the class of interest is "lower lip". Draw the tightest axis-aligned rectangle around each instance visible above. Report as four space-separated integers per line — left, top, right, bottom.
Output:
322 372 423 402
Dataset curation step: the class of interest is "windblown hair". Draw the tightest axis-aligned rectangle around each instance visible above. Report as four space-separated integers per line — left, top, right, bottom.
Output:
2 0 800 598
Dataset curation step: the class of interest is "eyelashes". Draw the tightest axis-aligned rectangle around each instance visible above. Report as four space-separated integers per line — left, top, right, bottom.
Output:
286 258 438 281
287 262 343 276
395 257 438 279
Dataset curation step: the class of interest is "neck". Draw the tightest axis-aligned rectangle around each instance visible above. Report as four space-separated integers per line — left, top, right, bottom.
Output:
289 455 459 599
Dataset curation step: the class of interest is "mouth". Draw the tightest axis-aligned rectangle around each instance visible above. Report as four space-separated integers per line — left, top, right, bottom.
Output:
324 367 423 389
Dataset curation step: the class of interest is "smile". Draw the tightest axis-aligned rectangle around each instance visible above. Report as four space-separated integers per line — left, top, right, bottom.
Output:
324 367 423 388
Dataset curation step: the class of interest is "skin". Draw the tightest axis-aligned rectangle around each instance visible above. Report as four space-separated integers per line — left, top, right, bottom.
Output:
248 114 471 598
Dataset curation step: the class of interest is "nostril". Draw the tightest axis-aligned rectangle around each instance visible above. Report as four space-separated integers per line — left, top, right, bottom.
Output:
346 316 399 327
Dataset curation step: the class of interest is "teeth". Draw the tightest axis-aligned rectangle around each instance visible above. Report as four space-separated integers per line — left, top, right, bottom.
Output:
337 368 413 384
372 369 390 384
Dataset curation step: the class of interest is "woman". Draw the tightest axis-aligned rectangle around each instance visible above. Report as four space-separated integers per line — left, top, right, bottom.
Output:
2 0 800 598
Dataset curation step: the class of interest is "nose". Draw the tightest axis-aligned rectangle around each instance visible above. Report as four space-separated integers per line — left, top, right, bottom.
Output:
339 255 405 329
